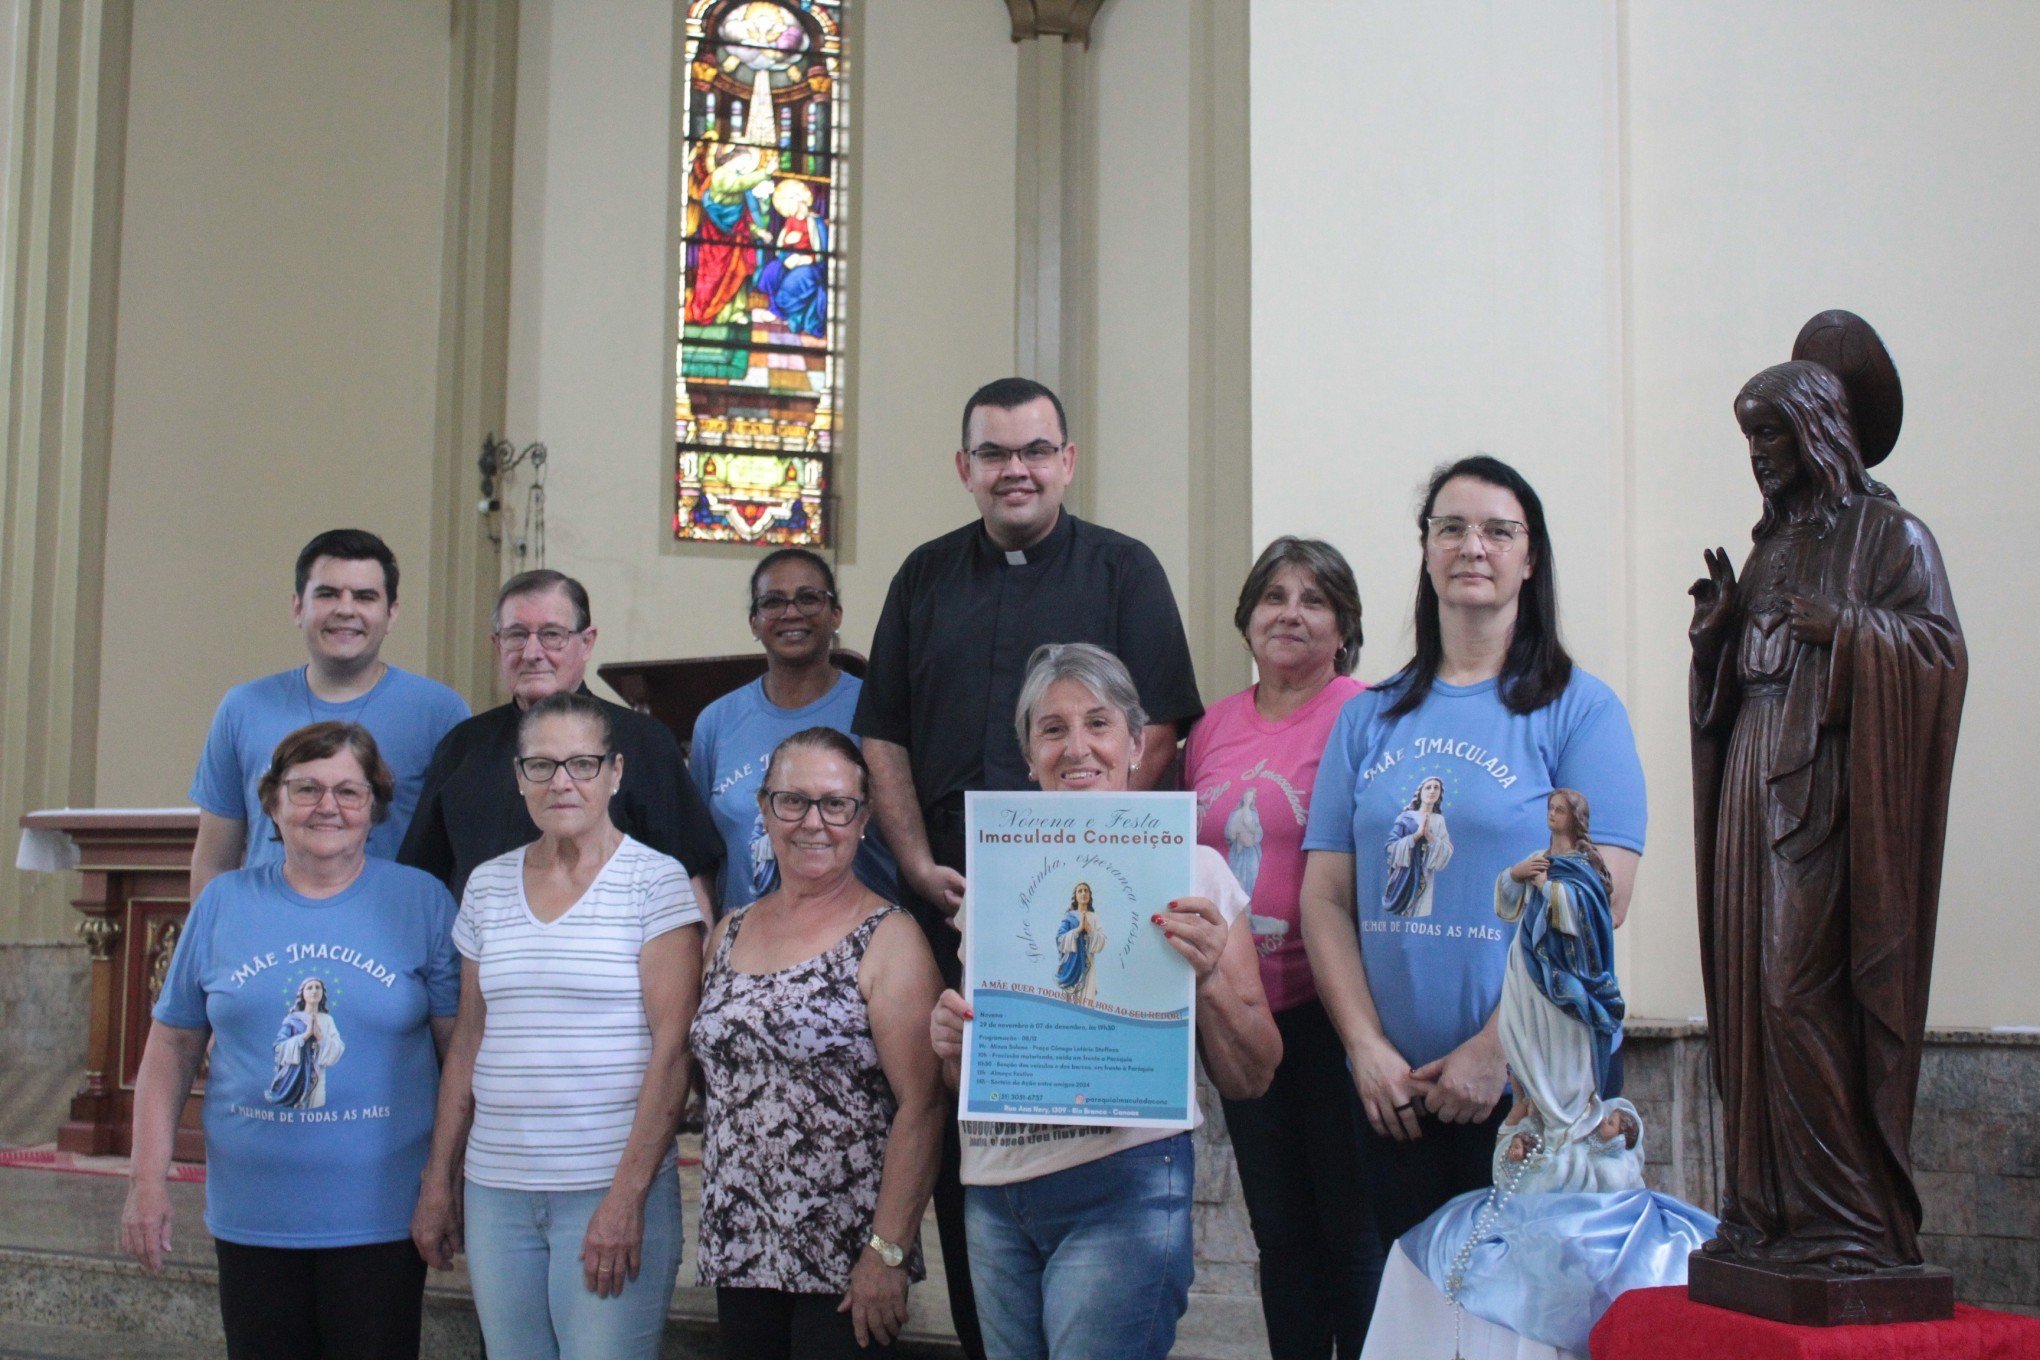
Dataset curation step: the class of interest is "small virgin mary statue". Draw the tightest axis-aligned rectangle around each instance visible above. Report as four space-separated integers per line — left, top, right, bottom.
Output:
1361 791 1715 1360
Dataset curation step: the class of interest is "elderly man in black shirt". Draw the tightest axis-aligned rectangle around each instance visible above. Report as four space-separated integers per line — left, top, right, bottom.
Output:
398 569 722 907
852 377 1202 1360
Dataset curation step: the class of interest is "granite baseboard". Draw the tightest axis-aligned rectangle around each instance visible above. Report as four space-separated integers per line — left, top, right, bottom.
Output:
1621 1020 2040 1313
0 942 89 1147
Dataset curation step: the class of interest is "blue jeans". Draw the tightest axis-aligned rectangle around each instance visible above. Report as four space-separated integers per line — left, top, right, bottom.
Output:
463 1162 683 1360
964 1133 1194 1360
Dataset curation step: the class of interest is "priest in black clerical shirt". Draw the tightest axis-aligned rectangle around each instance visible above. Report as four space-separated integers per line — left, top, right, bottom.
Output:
855 377 1202 951
397 569 723 907
851 377 1202 1360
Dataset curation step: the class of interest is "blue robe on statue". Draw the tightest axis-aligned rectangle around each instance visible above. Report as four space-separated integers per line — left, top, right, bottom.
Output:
1402 1187 1717 1355
1055 911 1094 990
1520 853 1625 1098
1379 846 1713 1355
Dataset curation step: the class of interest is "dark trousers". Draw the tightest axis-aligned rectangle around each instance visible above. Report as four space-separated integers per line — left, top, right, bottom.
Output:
1220 998 1385 1360
910 804 986 1360
213 1237 426 1360
1354 1095 1510 1246
716 1287 895 1359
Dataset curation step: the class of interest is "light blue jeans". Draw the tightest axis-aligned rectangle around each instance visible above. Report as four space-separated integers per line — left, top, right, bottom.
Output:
462 1162 682 1360
964 1133 1194 1360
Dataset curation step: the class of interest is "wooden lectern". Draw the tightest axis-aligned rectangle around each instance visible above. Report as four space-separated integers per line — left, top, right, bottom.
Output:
598 649 865 749
19 810 205 1160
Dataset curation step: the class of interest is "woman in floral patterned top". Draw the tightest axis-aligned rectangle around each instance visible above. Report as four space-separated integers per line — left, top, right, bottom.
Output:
692 727 946 1358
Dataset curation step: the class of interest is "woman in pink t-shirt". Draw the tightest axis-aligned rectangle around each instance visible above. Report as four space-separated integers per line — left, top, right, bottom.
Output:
1183 537 1381 1360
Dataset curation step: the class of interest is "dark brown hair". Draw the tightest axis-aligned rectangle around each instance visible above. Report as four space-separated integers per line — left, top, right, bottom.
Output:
748 548 839 614
1549 787 1612 895
1234 536 1364 674
257 722 395 827
763 726 870 800
1737 361 1892 539
961 377 1067 449
1384 454 1572 718
294 529 397 604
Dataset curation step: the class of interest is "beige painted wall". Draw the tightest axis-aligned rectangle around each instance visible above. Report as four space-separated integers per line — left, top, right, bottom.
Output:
1621 1 2040 1029
504 0 1019 685
1251 0 2039 1026
93 0 455 806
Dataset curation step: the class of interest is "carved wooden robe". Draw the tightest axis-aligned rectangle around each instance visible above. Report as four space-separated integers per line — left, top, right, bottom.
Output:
1691 491 1964 1268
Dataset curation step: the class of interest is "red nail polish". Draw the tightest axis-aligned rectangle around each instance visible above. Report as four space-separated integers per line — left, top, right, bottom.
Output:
1150 913 1164 924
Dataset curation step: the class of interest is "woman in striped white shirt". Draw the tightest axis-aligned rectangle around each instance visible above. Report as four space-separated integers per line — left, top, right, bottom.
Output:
412 690 704 1360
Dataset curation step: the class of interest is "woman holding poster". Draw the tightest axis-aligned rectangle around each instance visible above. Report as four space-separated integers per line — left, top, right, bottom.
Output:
931 643 1280 1360
1299 456 1647 1250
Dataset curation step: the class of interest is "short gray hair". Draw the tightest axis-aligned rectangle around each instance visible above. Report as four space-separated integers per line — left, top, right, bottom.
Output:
1014 643 1148 752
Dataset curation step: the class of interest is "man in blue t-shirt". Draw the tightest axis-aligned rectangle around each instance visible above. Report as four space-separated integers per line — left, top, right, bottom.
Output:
188 529 470 896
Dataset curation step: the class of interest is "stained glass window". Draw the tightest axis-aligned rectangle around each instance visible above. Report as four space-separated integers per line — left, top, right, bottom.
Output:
675 0 846 546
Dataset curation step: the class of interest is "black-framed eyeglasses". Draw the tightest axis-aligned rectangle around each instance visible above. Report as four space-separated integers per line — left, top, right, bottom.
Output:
1425 516 1528 550
751 588 837 618
515 753 612 783
761 790 865 826
283 779 373 810
966 440 1064 468
493 625 586 654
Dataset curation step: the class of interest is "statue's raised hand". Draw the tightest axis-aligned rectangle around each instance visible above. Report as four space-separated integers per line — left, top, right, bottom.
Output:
1689 547 1739 658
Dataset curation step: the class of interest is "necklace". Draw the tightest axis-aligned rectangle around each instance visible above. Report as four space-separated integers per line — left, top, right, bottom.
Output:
1445 1129 1545 1360
303 661 386 727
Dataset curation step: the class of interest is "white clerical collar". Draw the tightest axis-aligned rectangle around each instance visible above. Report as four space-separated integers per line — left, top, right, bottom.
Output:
988 511 1070 566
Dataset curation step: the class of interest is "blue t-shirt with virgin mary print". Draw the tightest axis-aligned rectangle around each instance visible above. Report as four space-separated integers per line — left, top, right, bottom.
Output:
1302 670 1645 1070
153 858 459 1246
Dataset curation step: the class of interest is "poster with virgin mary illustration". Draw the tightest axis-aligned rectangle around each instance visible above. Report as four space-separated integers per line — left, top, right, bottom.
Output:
960 791 1198 1129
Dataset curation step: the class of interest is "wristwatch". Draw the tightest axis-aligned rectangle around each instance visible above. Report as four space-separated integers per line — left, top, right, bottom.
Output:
867 1231 905 1268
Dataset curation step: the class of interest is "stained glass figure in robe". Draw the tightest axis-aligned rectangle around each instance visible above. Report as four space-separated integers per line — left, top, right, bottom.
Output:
675 0 845 547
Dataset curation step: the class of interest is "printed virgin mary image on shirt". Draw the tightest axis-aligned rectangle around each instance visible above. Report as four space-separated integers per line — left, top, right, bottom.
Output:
266 975 345 1109
1383 775 1454 917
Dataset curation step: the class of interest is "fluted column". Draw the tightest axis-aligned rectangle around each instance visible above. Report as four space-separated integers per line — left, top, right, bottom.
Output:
426 0 520 707
0 0 132 941
1186 0 1251 698
1008 0 1108 508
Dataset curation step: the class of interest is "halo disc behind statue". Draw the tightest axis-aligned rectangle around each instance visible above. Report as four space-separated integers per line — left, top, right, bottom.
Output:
1792 310 1903 467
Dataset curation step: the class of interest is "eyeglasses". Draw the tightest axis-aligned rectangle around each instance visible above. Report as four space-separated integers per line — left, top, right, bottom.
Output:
284 779 372 810
1425 516 1529 550
966 441 1065 468
752 588 837 618
761 790 865 826
494 625 585 654
515 753 611 782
